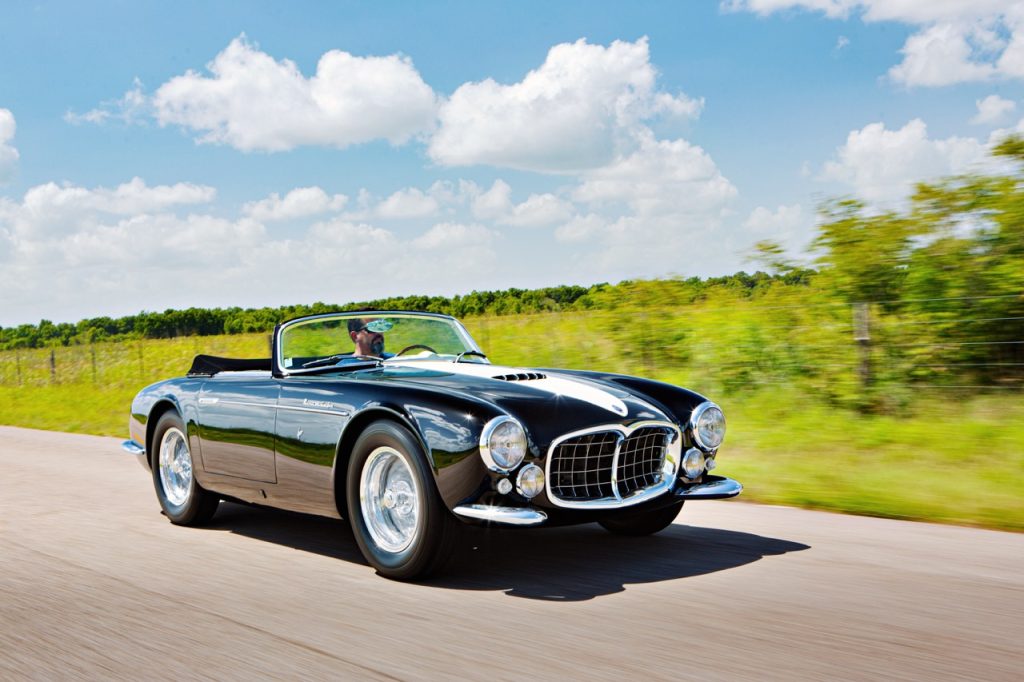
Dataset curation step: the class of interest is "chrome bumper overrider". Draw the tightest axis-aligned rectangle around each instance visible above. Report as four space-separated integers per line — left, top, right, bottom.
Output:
122 439 144 455
122 439 149 470
674 475 743 500
453 504 548 526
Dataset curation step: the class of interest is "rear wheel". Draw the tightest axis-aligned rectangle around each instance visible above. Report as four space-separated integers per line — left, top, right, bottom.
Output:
599 500 684 536
151 411 219 525
346 421 457 580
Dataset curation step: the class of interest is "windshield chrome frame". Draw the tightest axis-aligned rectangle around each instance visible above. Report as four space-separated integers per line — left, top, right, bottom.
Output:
274 311 484 377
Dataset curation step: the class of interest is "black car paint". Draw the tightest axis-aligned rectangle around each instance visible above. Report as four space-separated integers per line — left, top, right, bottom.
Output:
130 359 711 525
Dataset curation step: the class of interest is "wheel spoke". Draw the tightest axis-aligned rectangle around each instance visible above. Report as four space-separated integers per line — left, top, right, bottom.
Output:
159 427 192 507
360 447 420 554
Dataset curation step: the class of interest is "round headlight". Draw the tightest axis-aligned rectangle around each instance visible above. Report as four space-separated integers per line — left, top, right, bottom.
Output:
516 464 545 499
682 448 706 479
480 416 528 472
690 402 725 451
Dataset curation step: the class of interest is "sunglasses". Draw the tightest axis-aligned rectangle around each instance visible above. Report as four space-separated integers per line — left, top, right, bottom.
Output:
356 319 394 333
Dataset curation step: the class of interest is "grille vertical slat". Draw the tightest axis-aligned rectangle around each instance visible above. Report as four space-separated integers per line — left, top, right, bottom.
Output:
548 424 674 505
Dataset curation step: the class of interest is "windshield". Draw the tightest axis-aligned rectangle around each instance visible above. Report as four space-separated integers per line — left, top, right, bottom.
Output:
277 312 484 373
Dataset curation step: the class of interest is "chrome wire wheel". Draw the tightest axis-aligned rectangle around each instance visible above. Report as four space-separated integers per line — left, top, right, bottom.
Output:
360 446 421 554
158 426 192 507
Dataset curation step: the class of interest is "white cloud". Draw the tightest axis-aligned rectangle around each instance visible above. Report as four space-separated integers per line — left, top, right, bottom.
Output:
554 213 607 243
412 222 495 249
429 37 703 172
243 187 347 222
0 108 19 182
887 23 998 86
500 193 575 228
834 35 850 52
743 204 805 233
150 36 438 151
972 94 1017 124
65 78 149 126
724 1 1024 87
0 177 504 325
572 131 737 216
821 119 989 205
375 188 440 219
741 204 814 253
466 179 574 227
8 177 215 239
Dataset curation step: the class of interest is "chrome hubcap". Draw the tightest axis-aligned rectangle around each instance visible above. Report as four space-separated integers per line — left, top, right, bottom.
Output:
360 447 420 554
159 427 192 507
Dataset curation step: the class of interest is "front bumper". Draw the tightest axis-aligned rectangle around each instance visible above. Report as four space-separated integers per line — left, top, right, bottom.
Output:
674 475 743 500
452 475 742 527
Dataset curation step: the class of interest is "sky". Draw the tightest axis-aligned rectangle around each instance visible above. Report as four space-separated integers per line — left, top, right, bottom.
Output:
1 0 1023 327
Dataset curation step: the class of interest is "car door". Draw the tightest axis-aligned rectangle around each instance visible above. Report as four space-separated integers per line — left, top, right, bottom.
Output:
196 374 279 483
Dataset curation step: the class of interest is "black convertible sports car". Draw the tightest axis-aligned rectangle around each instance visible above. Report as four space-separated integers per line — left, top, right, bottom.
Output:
123 311 741 579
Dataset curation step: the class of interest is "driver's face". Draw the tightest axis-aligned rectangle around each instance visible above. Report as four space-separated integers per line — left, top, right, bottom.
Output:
352 319 385 355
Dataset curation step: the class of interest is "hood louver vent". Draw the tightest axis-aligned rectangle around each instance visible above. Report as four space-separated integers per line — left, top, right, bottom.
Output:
493 372 547 382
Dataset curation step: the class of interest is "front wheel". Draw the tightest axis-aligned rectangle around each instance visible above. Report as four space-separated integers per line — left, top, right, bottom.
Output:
599 500 684 536
346 421 457 580
151 411 219 525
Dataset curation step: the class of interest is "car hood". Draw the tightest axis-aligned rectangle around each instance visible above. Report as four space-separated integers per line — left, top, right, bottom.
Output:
361 360 678 435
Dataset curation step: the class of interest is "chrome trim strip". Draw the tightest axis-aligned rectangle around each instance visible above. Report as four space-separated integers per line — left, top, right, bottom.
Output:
544 421 682 510
198 397 219 405
122 439 145 456
212 399 350 417
675 476 743 499
279 404 351 417
452 504 548 526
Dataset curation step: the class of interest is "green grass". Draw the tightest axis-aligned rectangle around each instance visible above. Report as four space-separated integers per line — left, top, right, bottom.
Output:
1 314 1021 532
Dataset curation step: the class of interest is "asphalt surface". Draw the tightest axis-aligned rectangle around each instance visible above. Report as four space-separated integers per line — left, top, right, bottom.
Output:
1 426 1021 681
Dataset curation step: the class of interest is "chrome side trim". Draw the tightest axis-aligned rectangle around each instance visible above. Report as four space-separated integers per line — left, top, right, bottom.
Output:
452 504 548 526
277 404 351 417
675 476 743 500
122 439 145 456
544 421 682 510
211 399 350 417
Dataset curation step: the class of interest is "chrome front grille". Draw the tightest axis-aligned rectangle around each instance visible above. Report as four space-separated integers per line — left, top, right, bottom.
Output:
546 422 681 509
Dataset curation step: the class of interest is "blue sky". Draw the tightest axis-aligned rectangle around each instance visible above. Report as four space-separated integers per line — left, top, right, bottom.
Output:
1 1 1022 326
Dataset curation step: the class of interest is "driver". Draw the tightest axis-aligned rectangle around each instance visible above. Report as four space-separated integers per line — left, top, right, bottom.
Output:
348 317 394 358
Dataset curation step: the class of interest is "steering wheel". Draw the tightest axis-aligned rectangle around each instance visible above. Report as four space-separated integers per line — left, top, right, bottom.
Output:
395 344 438 357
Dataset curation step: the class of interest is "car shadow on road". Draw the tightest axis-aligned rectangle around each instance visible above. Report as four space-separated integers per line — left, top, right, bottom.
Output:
205 502 810 601
441 522 810 601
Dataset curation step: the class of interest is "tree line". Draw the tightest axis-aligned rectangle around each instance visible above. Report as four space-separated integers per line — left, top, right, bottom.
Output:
0 273 811 350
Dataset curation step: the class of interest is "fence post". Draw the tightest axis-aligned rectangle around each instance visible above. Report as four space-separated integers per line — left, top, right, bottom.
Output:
853 302 871 390
49 349 56 384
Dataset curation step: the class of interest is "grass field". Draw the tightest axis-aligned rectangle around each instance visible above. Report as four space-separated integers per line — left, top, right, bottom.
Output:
1 310 1021 531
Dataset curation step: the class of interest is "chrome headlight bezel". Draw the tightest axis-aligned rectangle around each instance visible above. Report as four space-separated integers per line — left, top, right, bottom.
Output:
479 415 528 473
690 401 725 452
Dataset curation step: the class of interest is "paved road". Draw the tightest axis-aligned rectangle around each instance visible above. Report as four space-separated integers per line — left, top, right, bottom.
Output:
1 426 1020 680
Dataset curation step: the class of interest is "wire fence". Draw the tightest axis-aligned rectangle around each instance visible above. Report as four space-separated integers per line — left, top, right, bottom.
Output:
1 300 1021 408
